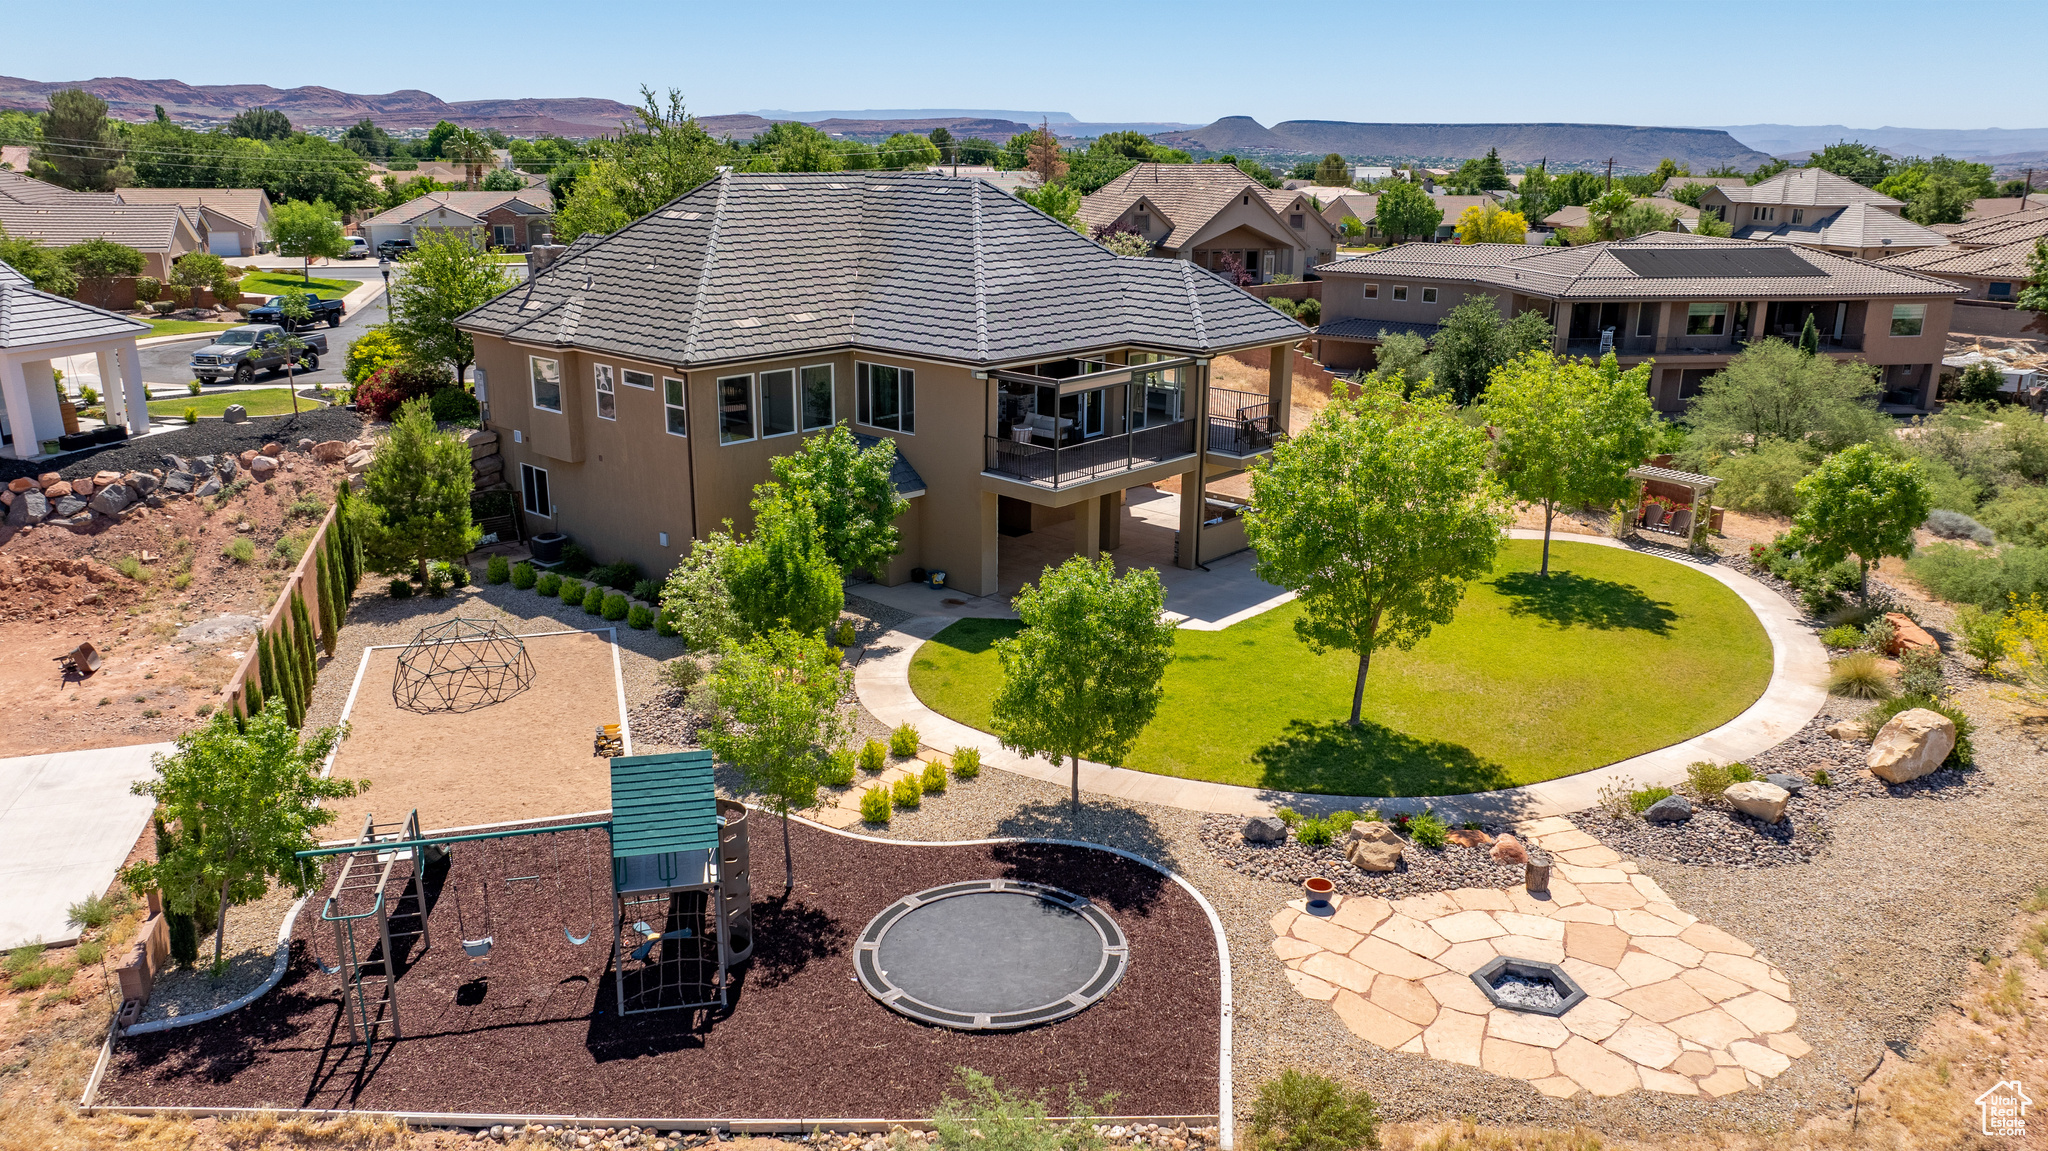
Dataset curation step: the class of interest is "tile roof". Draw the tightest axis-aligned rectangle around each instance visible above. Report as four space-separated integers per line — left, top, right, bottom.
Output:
0 280 151 349
1079 163 1286 250
1966 197 2036 221
849 432 928 497
1935 206 2048 248
1314 317 1443 342
0 200 195 252
0 171 117 207
1714 168 1902 208
1881 238 2043 280
460 171 1306 370
1315 234 1964 300
359 188 554 228
112 187 269 230
1543 197 1700 230
1660 177 1749 197
1734 201 1947 251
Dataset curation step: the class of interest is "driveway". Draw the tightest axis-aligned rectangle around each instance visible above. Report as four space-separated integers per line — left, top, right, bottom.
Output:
0 742 167 949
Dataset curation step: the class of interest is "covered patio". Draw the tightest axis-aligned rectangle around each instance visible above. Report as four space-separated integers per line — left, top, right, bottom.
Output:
0 265 150 459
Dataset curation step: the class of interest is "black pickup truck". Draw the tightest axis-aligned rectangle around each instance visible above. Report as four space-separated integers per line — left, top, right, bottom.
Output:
246 294 346 330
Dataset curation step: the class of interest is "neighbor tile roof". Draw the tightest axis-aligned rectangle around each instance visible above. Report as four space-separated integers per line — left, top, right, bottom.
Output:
0 171 117 207
459 171 1306 370
1735 201 1947 251
1315 234 1964 300
113 187 269 230
1659 177 1748 197
852 432 927 497
1715 168 1902 208
1314 317 1443 342
0 279 151 349
1543 197 1699 230
1966 197 2036 221
0 200 194 252
1880 207 2048 282
1079 163 1282 250
359 188 554 228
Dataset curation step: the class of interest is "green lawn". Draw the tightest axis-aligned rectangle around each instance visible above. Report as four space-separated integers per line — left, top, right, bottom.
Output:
139 318 239 338
235 271 356 300
908 540 1773 797
146 388 322 419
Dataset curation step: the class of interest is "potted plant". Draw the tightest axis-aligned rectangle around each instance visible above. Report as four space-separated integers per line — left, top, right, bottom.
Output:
1302 875 1336 915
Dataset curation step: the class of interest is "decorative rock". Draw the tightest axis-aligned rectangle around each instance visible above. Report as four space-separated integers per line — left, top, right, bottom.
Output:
344 448 373 474
72 477 93 497
1345 820 1403 847
193 478 222 499
159 453 189 473
1490 835 1529 864
93 470 122 487
260 442 284 457
36 472 59 487
1825 721 1864 742
0 489 12 506
312 439 350 463
1723 781 1789 824
1243 816 1286 844
41 480 72 498
1643 795 1694 823
55 512 94 530
222 404 248 423
1524 850 1552 893
123 471 158 495
1884 612 1938 656
1446 828 1494 848
1345 838 1402 872
1867 708 1956 784
6 488 49 525
1764 773 1806 796
52 496 87 517
238 449 257 468
143 493 165 508
160 472 197 495
86 483 134 516
249 456 279 480
217 457 238 480
7 476 33 493
193 454 216 468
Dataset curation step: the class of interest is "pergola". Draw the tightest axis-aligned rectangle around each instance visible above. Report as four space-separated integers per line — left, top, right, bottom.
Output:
0 264 150 459
1627 464 1721 552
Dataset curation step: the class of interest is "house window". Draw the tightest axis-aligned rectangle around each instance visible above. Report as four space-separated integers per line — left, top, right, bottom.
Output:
530 356 562 413
1262 250 1275 276
1636 303 1659 337
1990 282 2014 299
663 377 687 437
1686 302 1728 336
800 364 833 430
1133 213 1150 233
1421 286 1438 303
1290 213 1305 229
594 364 616 421
717 374 754 443
1751 206 1775 221
856 363 915 432
520 463 550 518
492 224 514 247
1890 303 1927 337
474 367 489 420
622 369 656 390
1790 209 1804 225
1392 285 1409 301
760 369 798 437
1363 284 1379 299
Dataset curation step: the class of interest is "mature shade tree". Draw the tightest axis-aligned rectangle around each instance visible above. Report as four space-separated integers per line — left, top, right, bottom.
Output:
1683 339 1888 457
2022 240 2048 314
726 487 844 639
956 136 999 165
1338 214 1366 244
768 425 910 578
1428 293 1556 405
1015 183 1083 231
481 168 525 191
268 198 349 282
1791 443 1931 596
1245 377 1506 724
927 125 954 162
1474 147 1511 190
1452 202 1528 244
1518 162 1554 217
119 710 361 968
1289 160 1320 181
356 397 479 582
389 226 515 384
55 238 144 308
552 88 729 240
743 121 843 173
879 132 942 170
990 556 1177 808
1669 181 1713 207
33 89 131 191
0 226 78 295
1364 329 1431 392
1314 153 1350 186
701 627 851 889
1902 174 1972 226
1805 141 1892 187
1373 180 1443 242
226 107 293 141
1482 352 1659 574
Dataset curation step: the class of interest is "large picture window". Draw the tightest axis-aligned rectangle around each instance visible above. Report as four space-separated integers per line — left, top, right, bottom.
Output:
857 363 915 432
1686 302 1728 336
759 369 798 437
1890 303 1927 337
800 364 834 430
520 463 550 518
594 364 616 420
663 377 688 437
530 357 562 413
718 375 754 443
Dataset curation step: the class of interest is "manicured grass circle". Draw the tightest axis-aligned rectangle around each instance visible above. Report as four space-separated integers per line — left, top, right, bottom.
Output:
907 540 1773 797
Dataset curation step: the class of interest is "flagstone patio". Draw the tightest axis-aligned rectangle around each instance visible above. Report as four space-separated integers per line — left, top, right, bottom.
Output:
1269 817 1808 1099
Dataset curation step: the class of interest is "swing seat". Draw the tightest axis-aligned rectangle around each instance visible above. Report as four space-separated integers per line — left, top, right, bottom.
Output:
462 936 494 959
564 928 592 946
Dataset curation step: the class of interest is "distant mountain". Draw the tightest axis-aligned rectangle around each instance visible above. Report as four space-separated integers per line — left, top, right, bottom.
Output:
753 108 1080 123
0 75 641 135
1706 123 2048 159
1155 118 1773 172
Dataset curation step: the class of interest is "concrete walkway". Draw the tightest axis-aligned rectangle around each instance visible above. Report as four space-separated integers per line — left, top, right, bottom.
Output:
853 531 1829 821
0 742 168 949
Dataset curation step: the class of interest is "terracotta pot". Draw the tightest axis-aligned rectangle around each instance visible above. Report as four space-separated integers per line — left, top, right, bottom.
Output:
1303 876 1335 910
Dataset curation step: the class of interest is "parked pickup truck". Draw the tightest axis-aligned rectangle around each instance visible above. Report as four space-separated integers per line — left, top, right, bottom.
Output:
246 293 345 330
189 325 330 385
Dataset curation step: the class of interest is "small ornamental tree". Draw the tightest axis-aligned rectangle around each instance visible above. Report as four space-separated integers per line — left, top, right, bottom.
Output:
658 531 745 650
767 425 910 579
1452 202 1529 244
58 238 146 309
388 226 515 383
358 397 479 582
120 710 362 967
1245 377 1506 724
989 556 1178 808
1372 180 1442 243
1482 351 1659 574
726 487 844 639
700 627 852 889
1015 183 1083 232
269 198 349 282
1791 443 1931 596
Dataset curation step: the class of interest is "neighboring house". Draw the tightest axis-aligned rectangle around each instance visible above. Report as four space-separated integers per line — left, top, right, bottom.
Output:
1659 176 1748 200
1312 189 1509 245
1078 163 1339 281
1965 196 2036 222
0 146 29 173
358 188 555 252
0 261 151 459
1542 196 1701 233
1309 233 1962 411
456 170 1308 596
1880 206 2048 302
0 197 200 279
1695 168 1948 260
1353 166 1397 183
110 187 272 257
0 170 118 208
1317 191 1378 240
928 165 1038 194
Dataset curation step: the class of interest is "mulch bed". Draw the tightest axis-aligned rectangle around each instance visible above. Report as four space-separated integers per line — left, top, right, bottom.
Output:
1197 814 1524 897
0 408 364 485
99 817 1220 1120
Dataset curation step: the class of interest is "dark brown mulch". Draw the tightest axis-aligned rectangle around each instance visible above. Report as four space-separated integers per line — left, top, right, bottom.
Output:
99 818 1220 1119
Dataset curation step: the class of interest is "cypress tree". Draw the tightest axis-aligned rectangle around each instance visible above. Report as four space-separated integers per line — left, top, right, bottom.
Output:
256 626 279 719
1798 313 1820 356
315 552 339 656
278 617 305 728
291 591 316 698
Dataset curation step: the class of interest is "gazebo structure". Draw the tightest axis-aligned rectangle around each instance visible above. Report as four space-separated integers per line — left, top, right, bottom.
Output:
1627 463 1721 552
0 263 150 459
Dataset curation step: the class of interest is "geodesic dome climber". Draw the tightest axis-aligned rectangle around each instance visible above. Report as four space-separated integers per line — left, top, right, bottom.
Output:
392 618 537 713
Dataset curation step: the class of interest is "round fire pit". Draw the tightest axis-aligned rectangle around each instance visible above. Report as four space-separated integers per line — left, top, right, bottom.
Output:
1470 956 1586 1017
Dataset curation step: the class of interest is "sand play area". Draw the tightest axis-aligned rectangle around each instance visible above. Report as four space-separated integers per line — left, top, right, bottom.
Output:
321 627 626 835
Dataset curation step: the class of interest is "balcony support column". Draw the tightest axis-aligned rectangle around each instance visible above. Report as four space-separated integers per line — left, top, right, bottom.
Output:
1177 466 1202 570
1100 489 1123 552
1267 343 1295 435
1076 495 1101 560
975 490 1000 597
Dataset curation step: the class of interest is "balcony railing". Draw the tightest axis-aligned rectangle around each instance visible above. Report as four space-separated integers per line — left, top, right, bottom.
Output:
985 419 1195 489
1208 388 1282 457
1564 333 1864 357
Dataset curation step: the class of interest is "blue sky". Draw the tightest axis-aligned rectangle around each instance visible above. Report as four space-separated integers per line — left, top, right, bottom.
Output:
12 0 2045 130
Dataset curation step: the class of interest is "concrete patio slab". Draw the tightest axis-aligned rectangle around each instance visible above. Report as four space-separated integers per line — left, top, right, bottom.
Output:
0 742 168 949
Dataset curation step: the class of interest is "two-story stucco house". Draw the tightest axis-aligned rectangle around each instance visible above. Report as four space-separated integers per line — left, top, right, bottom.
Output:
1078 164 1339 281
1694 168 1949 262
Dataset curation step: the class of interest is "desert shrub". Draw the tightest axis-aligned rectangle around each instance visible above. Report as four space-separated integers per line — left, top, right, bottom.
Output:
1899 647 1945 697
1907 543 2048 610
387 577 413 599
1926 508 1995 544
557 578 584 603
485 555 510 584
1295 818 1335 847
427 386 479 424
889 722 920 757
1250 1069 1380 1151
534 570 561 596
581 584 605 614
1327 810 1360 833
353 360 453 421
1862 616 1896 654
823 748 858 787
7 944 69 992
1712 440 1812 517
1812 768 1834 788
115 556 150 581
1954 605 2008 668
1981 486 2048 549
1629 785 1675 813
1862 693 1974 768
1407 812 1448 849
859 785 891 823
423 566 450 597
66 892 127 931
1274 806 1303 827
1727 763 1757 782
133 276 161 304
929 1069 1110 1151
921 759 948 794
1686 761 1735 802
1828 653 1895 699
221 537 254 565
1820 625 1864 649
658 657 702 692
892 774 923 810
75 939 105 966
602 591 629 620
835 618 858 647
859 739 888 773
1269 297 1300 318
951 746 981 779
631 578 661 603
627 604 654 630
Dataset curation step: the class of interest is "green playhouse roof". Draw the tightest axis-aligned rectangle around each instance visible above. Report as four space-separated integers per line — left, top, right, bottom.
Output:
607 749 720 859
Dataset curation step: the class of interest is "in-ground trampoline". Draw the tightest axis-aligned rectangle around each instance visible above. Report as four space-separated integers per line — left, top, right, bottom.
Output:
855 879 1128 1030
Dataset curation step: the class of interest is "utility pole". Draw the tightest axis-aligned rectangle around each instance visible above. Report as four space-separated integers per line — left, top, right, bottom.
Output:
1605 157 1614 192
2024 168 2034 211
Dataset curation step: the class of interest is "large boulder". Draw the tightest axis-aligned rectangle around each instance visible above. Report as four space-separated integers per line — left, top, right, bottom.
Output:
123 471 158 495
222 404 248 424
160 472 197 495
1868 708 1957 784
1644 794 1694 823
1343 820 1403 847
344 449 373 475
87 483 134 517
51 496 87 518
1765 772 1807 796
1242 816 1286 845
1885 612 1939 657
6 488 48 525
1446 828 1493 848
311 440 349 463
249 455 279 480
1346 838 1402 872
1724 780 1790 824
1489 834 1529 864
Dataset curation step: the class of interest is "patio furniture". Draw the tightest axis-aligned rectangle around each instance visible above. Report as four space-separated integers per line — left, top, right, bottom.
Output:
1626 464 1722 552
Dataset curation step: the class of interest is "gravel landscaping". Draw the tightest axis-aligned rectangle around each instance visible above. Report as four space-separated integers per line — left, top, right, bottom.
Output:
1196 814 1526 896
133 879 301 1025
0 407 365 485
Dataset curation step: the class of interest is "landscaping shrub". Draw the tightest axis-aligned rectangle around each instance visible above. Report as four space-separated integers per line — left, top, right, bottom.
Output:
428 386 480 424
951 746 981 780
559 543 594 577
1926 508 1995 544
1907 543 2048 611
535 571 561 596
835 618 859 647
889 722 920 757
1862 616 1896 654
1274 806 1303 827
1712 440 1811 517
66 892 126 931
1294 817 1335 847
602 592 629 621
892 774 923 810
1954 604 2008 668
655 614 680 638
921 760 948 794
929 1068 1110 1151
823 748 858 788
354 361 453 421
581 584 606 614
1812 768 1834 788
424 567 450 597
115 556 150 582
449 563 471 588
860 785 892 823
510 561 537 589
1686 761 1736 802
1727 763 1757 782
1296 297 1321 325
1899 647 1945 697
589 561 640 592
858 740 888 773
5 944 69 993
1863 693 1974 768
627 604 654 630
485 555 510 584
631 578 661 603
387 577 414 599
1820 625 1865 649
1250 1069 1380 1151
1828 653 1895 699
1982 487 2048 548
343 325 403 387
1407 812 1448 849
1628 785 1674 813
557 578 584 603
659 657 702 691
1327 810 1360 833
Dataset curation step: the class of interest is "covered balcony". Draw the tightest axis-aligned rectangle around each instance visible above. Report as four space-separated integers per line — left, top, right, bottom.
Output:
985 357 1199 491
